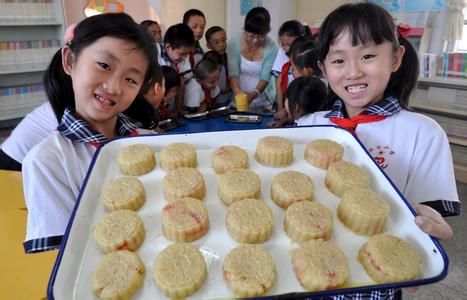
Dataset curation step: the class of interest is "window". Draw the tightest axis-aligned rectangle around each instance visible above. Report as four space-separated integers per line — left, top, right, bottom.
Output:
455 7 467 51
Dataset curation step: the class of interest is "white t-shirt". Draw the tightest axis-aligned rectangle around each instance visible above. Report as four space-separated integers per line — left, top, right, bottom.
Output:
1 101 57 163
271 48 294 85
156 43 193 81
239 56 270 110
22 131 96 242
184 79 220 108
297 110 459 206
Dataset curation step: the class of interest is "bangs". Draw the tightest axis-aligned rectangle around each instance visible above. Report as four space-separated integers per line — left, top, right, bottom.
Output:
318 3 397 61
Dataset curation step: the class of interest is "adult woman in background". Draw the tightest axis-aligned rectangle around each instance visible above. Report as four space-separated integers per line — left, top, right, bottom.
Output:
227 7 278 111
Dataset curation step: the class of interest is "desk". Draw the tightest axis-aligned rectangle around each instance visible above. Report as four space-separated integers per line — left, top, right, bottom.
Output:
0 170 57 300
170 114 273 134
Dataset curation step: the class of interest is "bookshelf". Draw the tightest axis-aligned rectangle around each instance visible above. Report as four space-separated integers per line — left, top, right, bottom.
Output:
0 0 65 138
410 76 467 183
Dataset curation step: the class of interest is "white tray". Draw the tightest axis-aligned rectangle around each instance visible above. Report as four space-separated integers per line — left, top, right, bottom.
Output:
48 126 448 299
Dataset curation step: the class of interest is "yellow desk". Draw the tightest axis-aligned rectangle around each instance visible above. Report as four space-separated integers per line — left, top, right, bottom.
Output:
0 170 57 300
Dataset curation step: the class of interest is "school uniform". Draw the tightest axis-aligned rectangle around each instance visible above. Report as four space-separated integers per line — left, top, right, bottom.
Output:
184 79 220 110
297 97 459 300
1 101 57 164
156 42 192 81
271 48 294 85
189 41 204 69
22 108 138 253
297 97 460 216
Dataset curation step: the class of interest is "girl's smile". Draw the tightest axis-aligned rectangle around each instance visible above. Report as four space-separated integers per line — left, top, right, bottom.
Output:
321 30 404 117
63 36 148 135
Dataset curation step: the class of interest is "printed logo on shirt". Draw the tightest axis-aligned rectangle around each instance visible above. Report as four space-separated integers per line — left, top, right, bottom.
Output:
368 145 395 170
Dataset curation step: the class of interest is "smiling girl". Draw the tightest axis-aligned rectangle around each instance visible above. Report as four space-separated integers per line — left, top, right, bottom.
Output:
297 3 459 298
22 13 159 253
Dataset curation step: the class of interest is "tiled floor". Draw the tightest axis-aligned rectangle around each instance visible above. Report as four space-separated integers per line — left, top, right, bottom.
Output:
403 181 466 299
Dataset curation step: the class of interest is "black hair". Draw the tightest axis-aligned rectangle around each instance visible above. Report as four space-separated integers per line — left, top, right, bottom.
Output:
278 20 307 38
244 7 270 35
290 38 320 76
162 66 181 95
317 2 419 107
182 9 206 24
44 13 158 122
140 19 159 28
205 26 225 41
203 50 223 65
194 57 218 80
163 23 195 49
286 76 328 118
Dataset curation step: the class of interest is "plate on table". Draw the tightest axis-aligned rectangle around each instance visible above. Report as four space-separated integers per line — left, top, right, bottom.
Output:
155 118 185 131
183 105 235 121
225 113 262 123
48 126 448 299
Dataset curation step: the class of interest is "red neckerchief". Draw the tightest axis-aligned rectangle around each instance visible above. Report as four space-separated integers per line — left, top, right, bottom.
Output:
202 86 215 107
280 61 291 96
330 115 387 135
159 102 169 120
189 50 195 69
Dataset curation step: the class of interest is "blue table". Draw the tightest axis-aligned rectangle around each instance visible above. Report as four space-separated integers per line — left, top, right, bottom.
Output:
169 115 273 134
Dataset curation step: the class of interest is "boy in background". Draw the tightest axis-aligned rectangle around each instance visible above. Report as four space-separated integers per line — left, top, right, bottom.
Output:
205 26 229 96
140 19 162 43
183 9 206 67
156 23 194 115
184 57 220 112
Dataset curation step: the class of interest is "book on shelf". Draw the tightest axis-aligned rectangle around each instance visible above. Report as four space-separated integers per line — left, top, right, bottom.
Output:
0 0 58 24
0 40 60 72
0 83 46 119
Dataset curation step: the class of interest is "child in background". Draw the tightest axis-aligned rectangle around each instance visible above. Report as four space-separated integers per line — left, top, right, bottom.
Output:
158 66 181 121
205 26 229 98
183 9 206 67
267 37 321 128
267 75 327 128
203 50 231 105
271 20 308 119
285 76 327 124
156 23 194 115
184 57 220 112
22 13 160 253
140 19 162 43
298 5 457 298
289 38 320 79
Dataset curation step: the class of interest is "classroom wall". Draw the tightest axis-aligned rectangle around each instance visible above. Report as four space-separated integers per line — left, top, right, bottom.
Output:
296 0 354 27
62 0 225 50
158 0 226 49
62 0 157 26
61 0 348 48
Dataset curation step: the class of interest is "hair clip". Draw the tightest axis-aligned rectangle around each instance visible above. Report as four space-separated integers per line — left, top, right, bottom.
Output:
396 23 411 39
64 24 76 46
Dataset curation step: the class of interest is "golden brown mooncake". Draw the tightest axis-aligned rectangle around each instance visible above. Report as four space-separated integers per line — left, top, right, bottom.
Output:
255 136 293 167
117 144 155 176
325 161 371 197
358 234 421 284
304 139 344 169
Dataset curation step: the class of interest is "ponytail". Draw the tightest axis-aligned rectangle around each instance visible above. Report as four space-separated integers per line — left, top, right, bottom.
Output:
43 49 74 122
385 37 419 108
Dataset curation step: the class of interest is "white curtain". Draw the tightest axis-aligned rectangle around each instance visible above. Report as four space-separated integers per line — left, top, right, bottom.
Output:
442 0 465 41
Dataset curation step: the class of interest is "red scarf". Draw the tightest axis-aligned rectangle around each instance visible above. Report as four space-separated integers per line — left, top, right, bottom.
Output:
330 115 387 135
159 102 169 120
203 87 215 107
280 61 291 96
189 51 195 69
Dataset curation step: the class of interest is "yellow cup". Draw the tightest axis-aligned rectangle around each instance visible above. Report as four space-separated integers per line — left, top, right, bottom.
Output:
235 93 248 112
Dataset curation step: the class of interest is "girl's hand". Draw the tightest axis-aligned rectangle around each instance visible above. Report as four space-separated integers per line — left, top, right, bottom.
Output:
273 108 288 120
199 102 208 113
413 204 454 241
